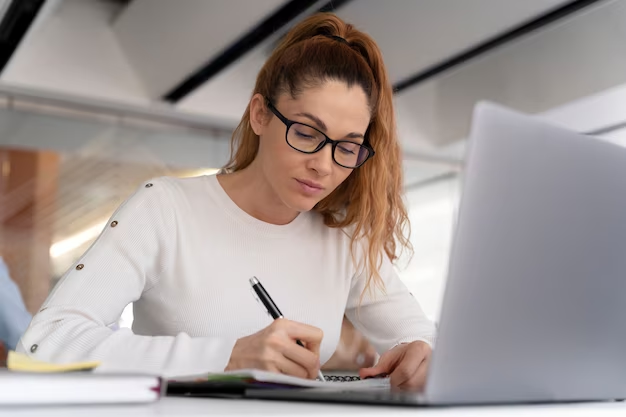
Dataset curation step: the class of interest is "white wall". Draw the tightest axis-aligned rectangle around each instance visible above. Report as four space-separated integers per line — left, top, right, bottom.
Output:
398 81 626 322
540 83 626 134
0 108 231 169
398 177 460 321
395 0 626 319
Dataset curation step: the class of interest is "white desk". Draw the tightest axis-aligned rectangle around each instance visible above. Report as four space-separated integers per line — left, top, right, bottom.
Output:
1 397 626 417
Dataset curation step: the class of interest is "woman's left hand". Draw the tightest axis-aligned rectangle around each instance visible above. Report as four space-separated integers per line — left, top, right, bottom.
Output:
358 341 431 391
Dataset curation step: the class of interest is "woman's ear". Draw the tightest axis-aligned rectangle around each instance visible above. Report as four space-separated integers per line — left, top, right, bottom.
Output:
249 93 269 136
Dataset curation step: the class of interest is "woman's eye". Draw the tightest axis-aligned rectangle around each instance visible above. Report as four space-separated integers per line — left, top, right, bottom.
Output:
295 131 316 139
293 125 321 140
338 144 357 154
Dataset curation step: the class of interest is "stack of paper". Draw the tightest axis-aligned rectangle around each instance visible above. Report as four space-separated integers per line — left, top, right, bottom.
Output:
7 351 100 373
1 352 161 405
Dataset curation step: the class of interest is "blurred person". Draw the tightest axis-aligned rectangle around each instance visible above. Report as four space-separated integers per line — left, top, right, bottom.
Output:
19 14 435 391
0 340 6 367
0 256 32 351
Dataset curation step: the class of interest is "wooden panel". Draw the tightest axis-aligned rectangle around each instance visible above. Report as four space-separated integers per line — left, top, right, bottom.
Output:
0 147 58 313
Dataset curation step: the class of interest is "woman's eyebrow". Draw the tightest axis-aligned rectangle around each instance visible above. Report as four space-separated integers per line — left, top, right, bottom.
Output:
345 132 365 139
295 112 327 131
295 112 364 139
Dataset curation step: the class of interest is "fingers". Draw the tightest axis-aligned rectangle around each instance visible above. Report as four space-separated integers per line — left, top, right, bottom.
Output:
389 351 423 388
359 364 386 379
359 350 397 379
270 319 323 378
280 340 320 379
256 348 310 379
273 355 311 379
404 357 429 391
275 319 323 357
392 355 429 391
389 343 431 391
227 320 324 378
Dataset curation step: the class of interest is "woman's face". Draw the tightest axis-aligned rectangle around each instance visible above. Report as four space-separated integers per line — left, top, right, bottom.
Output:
250 80 371 213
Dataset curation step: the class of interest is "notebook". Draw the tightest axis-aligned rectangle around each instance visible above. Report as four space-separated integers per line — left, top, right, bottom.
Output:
0 369 162 405
167 369 389 397
2 351 161 405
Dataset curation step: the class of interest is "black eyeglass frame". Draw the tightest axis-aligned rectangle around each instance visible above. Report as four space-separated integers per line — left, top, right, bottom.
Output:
265 100 375 169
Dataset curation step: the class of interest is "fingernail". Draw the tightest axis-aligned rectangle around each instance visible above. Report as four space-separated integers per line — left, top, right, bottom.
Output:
364 372 388 380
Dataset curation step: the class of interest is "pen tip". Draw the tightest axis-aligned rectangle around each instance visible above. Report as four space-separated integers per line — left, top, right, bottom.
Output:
249 277 259 286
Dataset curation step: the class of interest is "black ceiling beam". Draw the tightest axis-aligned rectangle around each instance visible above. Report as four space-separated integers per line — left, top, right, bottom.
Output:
317 0 354 13
161 1 299 102
163 0 320 102
586 121 626 137
393 0 606 94
0 0 46 74
163 0 354 103
265 0 354 52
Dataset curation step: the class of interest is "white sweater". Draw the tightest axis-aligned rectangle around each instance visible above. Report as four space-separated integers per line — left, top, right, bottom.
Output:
18 175 436 377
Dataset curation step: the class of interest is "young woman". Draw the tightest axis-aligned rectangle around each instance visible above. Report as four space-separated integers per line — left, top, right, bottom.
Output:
19 14 436 390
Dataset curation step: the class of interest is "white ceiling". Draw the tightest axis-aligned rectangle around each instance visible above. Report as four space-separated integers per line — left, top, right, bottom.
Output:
1 0 576 117
335 0 572 84
112 0 289 98
1 0 625 178
176 0 573 121
2 0 151 105
0 0 11 21
394 0 626 151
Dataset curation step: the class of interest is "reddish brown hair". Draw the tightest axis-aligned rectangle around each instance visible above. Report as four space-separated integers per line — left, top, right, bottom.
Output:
224 13 411 296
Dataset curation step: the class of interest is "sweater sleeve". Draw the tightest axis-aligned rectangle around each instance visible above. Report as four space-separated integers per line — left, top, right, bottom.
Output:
17 178 236 378
0 258 32 351
344 252 437 354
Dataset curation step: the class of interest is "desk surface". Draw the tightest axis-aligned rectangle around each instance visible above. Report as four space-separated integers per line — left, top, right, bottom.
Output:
2 397 626 417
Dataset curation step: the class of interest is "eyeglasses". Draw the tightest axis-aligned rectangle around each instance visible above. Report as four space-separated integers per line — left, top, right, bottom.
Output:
266 100 375 169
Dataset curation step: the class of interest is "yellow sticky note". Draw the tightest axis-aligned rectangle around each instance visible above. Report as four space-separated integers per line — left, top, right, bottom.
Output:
7 351 100 373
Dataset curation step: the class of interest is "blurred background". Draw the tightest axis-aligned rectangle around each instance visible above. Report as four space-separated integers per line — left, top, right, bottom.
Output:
0 0 625 330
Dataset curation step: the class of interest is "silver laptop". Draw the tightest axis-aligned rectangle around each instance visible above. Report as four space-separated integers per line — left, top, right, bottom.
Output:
249 102 626 406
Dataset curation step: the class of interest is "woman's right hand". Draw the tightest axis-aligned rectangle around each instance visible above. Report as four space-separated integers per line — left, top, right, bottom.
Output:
225 318 323 379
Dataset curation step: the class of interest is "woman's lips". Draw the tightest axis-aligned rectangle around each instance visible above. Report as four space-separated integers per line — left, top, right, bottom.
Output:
295 178 324 195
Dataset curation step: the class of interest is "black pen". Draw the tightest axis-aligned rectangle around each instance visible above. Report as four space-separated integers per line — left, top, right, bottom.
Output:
249 276 326 382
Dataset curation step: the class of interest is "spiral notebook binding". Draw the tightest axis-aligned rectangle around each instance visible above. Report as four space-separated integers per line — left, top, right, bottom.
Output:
323 375 361 382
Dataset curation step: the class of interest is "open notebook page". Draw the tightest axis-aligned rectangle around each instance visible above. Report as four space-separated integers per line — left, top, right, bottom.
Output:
173 369 390 390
